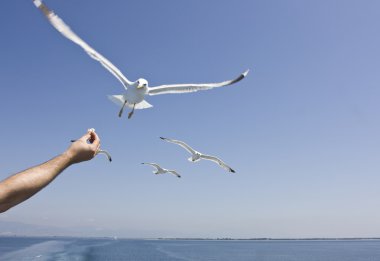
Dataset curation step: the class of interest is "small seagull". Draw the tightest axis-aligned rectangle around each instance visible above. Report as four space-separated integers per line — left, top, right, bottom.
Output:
33 0 249 119
160 137 235 173
96 150 112 162
141 163 181 178
69 140 112 162
71 128 112 162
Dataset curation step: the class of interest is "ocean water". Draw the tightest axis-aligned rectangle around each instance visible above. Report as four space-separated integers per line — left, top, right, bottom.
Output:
1 237 380 261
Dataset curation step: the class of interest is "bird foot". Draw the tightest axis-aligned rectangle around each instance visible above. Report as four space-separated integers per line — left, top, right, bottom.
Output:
128 111 134 119
118 100 128 118
118 108 124 118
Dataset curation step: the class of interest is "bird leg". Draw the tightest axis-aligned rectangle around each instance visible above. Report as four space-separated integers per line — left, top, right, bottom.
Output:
128 103 136 119
118 100 128 117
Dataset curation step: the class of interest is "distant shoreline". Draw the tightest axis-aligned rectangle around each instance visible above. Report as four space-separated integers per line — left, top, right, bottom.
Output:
156 237 380 241
1 235 380 241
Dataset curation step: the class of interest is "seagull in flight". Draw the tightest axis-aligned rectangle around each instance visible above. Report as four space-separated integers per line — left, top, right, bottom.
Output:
69 143 112 162
33 0 249 119
70 128 112 162
96 150 112 162
141 163 181 178
160 137 235 173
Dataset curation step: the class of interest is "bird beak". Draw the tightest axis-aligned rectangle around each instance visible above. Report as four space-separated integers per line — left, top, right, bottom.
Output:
137 83 147 89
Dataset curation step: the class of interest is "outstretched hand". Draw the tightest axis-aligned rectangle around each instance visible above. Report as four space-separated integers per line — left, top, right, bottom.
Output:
65 129 100 164
0 128 104 213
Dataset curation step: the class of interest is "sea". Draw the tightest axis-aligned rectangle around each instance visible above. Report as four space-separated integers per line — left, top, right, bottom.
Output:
1 237 380 261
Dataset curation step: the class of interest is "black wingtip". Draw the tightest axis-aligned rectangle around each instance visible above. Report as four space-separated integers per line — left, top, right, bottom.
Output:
230 69 249 85
70 139 76 143
34 0 54 17
109 158 112 162
230 169 236 173
160 137 165 140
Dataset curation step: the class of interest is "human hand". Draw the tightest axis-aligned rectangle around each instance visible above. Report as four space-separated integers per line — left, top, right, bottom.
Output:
64 129 100 164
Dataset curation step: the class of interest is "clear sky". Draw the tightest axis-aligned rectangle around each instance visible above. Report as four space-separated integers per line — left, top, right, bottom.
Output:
1 0 380 238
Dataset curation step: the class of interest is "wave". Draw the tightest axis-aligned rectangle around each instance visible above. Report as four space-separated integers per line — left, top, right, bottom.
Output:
0 240 70 261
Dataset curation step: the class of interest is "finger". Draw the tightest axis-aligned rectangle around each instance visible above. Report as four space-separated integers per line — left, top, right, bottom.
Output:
79 132 92 142
90 131 100 148
87 128 97 143
88 132 95 143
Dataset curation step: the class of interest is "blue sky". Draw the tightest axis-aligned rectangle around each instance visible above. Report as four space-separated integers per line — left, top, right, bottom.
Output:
0 0 380 238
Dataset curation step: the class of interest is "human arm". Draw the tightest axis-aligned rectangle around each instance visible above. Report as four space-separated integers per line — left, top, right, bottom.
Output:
0 130 100 213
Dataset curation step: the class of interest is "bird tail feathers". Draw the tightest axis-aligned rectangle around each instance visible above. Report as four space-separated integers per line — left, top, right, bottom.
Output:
108 95 153 110
135 100 153 109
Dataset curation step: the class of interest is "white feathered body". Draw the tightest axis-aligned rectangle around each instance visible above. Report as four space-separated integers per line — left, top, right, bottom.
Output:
108 82 153 110
188 152 201 162
124 84 147 104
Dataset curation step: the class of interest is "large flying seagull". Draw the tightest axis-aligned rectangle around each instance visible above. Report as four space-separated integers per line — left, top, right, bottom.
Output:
33 0 249 119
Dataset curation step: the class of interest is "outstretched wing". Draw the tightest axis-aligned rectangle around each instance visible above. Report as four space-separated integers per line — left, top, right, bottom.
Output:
97 150 112 162
147 69 249 96
33 0 132 87
168 170 181 178
160 137 196 155
141 162 163 172
200 154 235 173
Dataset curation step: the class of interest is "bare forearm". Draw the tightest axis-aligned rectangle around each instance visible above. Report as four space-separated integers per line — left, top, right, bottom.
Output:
0 130 100 213
0 153 73 213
